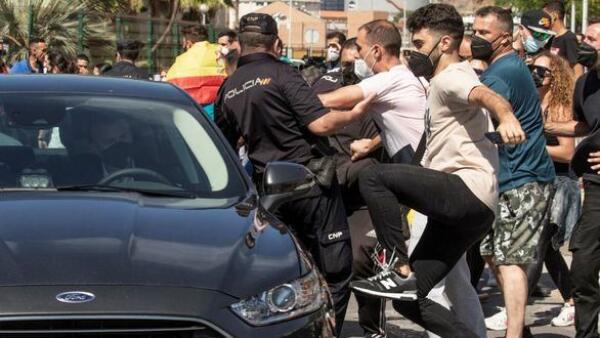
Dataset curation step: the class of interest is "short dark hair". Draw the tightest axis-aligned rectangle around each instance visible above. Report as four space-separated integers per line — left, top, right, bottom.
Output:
358 20 402 57
76 54 89 63
239 32 278 50
475 6 514 33
544 0 566 20
182 25 208 43
326 31 346 45
341 37 357 52
218 29 237 41
407 4 464 47
29 37 45 48
117 42 141 61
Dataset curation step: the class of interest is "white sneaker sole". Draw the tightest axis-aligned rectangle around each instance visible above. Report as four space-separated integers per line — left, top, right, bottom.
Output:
351 286 418 300
551 320 574 327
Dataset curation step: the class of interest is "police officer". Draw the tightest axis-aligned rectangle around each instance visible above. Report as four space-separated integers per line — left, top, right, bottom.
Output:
104 40 149 80
215 13 374 335
312 38 388 338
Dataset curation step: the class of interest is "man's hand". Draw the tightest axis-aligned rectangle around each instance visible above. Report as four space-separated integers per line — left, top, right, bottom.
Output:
497 115 526 145
589 151 600 174
350 138 373 161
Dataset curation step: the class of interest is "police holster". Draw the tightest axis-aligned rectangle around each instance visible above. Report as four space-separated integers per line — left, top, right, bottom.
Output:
306 155 337 189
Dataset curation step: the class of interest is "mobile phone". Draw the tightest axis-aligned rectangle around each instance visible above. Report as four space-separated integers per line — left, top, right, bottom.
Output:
485 132 504 145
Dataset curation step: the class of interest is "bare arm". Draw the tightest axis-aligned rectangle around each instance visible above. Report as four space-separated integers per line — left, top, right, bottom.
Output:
468 85 526 144
545 120 590 137
574 63 584 79
318 85 365 109
308 94 376 136
547 136 575 163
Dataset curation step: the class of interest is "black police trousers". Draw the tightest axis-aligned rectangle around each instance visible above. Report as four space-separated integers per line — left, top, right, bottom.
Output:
279 180 353 336
570 180 600 338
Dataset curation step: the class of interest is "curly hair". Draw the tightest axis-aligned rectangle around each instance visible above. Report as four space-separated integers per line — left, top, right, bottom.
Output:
533 51 574 122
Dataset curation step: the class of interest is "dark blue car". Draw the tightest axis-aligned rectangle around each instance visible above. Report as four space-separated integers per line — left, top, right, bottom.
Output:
0 75 335 337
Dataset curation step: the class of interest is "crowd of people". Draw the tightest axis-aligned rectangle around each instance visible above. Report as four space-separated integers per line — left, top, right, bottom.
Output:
4 1 600 337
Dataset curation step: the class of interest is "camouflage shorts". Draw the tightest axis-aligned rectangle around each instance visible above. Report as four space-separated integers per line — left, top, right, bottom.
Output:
480 181 553 265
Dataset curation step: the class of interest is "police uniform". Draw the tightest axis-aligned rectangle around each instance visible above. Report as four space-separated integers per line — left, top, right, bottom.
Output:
313 70 388 338
215 13 352 334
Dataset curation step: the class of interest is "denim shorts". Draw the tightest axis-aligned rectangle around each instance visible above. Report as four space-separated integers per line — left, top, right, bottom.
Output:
480 181 554 265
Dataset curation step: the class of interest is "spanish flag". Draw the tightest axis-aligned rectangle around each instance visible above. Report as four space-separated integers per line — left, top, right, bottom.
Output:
167 41 226 106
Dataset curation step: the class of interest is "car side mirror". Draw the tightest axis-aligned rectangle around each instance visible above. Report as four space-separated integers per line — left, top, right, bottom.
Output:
260 162 315 213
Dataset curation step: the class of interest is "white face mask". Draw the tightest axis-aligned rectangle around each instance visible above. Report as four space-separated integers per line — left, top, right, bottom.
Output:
327 47 340 62
354 49 375 79
220 47 230 56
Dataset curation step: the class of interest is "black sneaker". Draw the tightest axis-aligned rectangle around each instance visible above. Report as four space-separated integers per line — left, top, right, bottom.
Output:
351 270 418 300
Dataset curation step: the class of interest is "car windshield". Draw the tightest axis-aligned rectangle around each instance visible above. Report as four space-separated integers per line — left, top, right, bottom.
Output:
0 93 247 202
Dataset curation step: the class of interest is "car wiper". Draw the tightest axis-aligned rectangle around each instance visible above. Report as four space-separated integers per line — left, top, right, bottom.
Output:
56 184 197 199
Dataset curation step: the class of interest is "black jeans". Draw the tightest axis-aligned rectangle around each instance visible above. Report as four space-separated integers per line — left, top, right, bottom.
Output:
279 180 353 337
527 221 572 301
570 180 600 338
359 164 494 337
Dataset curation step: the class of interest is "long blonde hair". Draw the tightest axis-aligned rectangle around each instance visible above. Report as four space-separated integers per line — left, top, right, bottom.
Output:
533 51 575 122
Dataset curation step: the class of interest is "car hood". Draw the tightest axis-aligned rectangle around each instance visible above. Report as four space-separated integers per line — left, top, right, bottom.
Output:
0 193 301 298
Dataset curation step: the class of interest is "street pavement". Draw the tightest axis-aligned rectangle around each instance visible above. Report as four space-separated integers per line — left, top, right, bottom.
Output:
341 248 577 338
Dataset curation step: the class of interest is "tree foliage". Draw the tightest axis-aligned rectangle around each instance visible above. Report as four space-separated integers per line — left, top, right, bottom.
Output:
0 0 112 63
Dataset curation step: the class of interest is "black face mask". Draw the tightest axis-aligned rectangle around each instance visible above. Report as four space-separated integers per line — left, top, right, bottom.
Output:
102 142 133 169
577 42 598 69
471 34 502 61
407 40 441 79
225 49 239 63
341 63 360 85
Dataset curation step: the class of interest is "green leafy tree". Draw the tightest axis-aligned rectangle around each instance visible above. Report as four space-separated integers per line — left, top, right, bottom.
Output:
0 0 111 63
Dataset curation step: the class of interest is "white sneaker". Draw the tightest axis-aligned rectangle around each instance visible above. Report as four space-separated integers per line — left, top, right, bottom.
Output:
485 307 507 331
551 303 575 327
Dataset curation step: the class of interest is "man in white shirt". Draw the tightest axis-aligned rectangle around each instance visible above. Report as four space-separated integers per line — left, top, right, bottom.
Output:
319 21 427 279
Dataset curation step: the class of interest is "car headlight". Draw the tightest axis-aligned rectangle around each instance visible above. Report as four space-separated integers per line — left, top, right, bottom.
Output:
230 269 329 325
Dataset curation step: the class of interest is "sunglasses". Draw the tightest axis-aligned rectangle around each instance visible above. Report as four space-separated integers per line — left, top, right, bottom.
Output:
531 30 553 42
528 65 552 78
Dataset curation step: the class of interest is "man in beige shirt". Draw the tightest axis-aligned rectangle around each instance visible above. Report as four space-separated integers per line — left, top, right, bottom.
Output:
350 4 525 337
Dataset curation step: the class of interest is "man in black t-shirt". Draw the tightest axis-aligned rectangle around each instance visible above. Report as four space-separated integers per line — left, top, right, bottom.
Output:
543 0 584 77
104 40 149 80
545 27 600 337
215 13 374 335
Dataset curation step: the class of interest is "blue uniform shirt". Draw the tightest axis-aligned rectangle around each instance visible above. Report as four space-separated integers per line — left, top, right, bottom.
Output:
481 53 555 193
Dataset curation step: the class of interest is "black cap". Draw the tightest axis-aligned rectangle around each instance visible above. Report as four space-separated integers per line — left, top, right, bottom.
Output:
239 13 278 35
521 10 555 36
116 39 143 51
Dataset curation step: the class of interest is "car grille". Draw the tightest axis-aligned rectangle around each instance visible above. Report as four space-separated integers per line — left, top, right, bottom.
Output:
0 318 225 338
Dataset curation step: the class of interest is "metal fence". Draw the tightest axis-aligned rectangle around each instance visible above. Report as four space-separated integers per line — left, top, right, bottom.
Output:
92 14 226 75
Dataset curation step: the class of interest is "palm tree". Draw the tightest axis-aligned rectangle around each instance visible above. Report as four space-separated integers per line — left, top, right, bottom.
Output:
0 0 111 63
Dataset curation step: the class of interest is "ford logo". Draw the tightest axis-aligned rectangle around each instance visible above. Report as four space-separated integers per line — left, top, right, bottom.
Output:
56 291 96 304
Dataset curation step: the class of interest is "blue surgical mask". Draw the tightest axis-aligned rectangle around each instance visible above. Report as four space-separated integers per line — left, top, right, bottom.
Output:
354 49 375 79
523 36 546 54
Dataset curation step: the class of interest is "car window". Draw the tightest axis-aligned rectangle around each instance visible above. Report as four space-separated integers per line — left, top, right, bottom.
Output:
0 94 246 199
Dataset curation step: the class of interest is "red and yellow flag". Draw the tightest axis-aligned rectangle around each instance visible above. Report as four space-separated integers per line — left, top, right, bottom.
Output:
167 41 225 105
